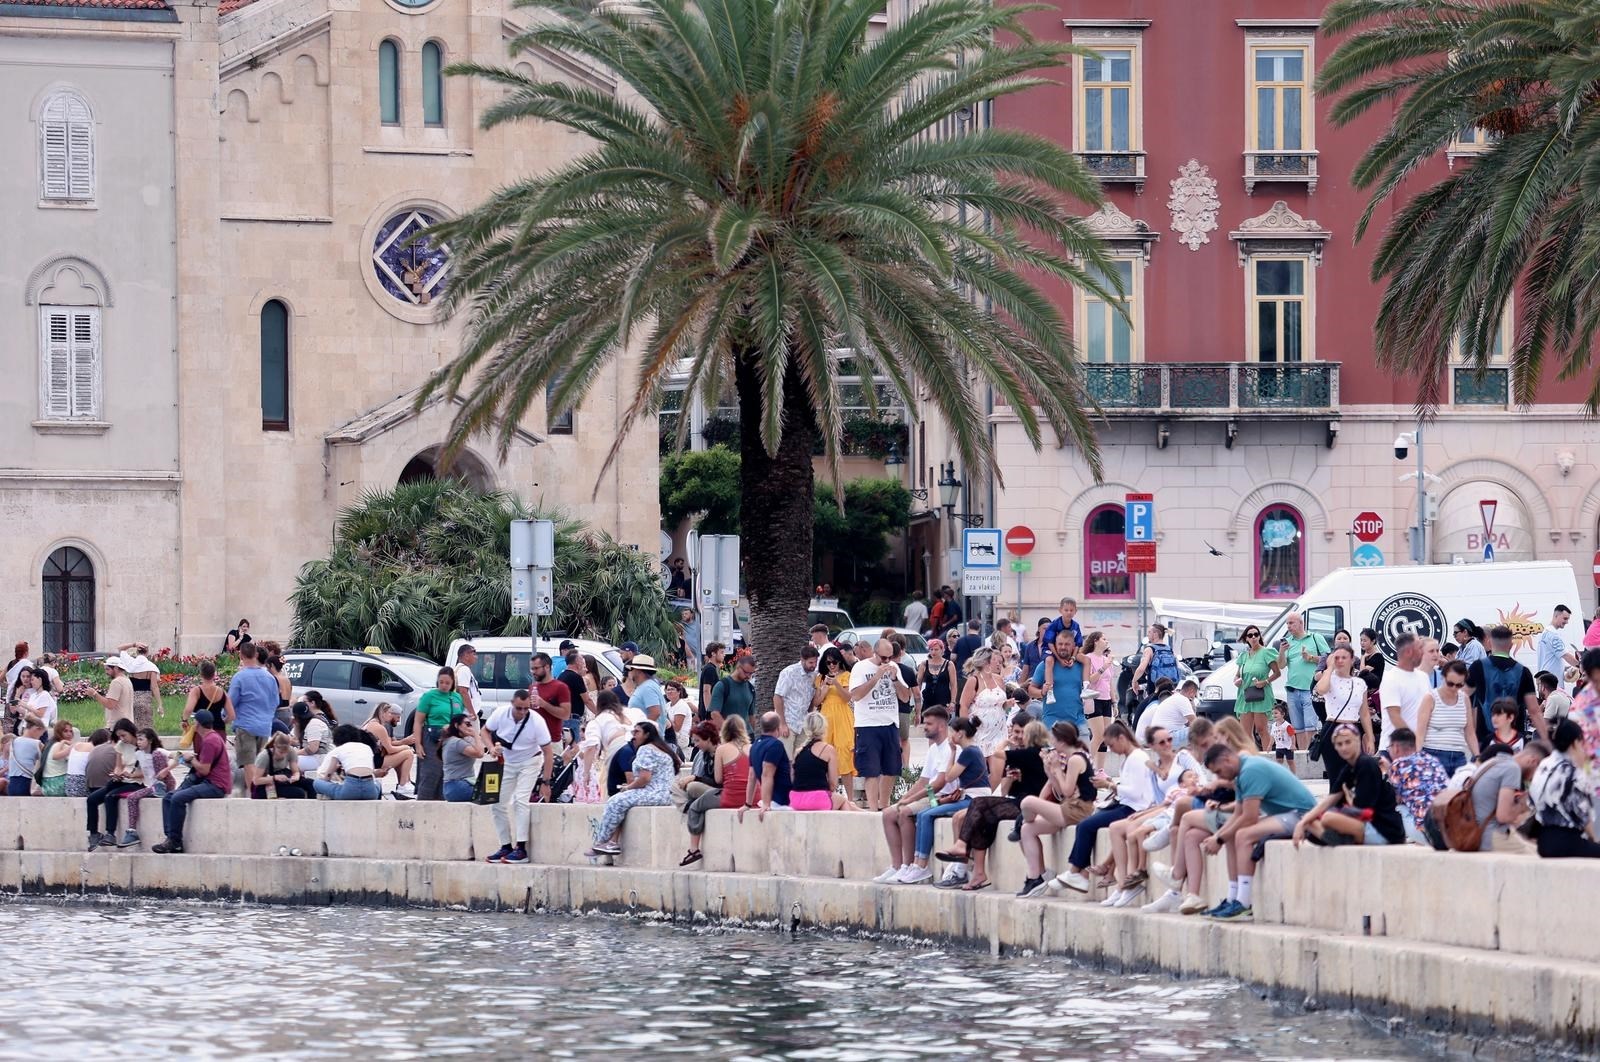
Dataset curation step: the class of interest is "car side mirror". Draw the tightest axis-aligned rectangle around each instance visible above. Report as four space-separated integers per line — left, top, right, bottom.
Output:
382 681 407 694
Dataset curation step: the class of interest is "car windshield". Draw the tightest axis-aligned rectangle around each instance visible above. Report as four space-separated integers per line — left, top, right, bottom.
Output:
382 657 443 690
1258 605 1297 647
902 634 928 653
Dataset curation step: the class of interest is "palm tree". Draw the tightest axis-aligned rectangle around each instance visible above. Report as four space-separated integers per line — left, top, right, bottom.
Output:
1319 0 1600 407
422 0 1113 694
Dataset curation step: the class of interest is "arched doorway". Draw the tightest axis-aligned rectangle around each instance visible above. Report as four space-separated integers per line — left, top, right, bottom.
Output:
397 445 494 492
1431 484 1534 564
42 546 95 652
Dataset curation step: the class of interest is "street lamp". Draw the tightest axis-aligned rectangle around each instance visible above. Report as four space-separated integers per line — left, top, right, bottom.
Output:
884 441 927 501
937 461 983 527
1394 423 1432 564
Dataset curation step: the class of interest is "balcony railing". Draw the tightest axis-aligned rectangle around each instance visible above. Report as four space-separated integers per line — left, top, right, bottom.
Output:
1075 150 1146 191
1083 362 1339 414
1243 149 1319 193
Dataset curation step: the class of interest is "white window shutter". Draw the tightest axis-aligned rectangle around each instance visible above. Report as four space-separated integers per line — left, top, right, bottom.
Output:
42 310 72 419
67 119 94 199
41 120 69 199
69 310 100 418
39 91 93 202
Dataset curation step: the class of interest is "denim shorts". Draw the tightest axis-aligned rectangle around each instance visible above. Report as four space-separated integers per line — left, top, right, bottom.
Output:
854 724 902 779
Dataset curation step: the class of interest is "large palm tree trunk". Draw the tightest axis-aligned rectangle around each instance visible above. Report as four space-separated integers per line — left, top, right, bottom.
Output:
736 352 817 713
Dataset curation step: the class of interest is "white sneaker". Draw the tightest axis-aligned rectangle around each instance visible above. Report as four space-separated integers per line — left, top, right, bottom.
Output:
1114 883 1145 907
1142 889 1183 914
1100 889 1124 907
394 782 416 798
1149 862 1174 888
1055 871 1090 893
1179 892 1210 915
897 864 933 885
1142 826 1171 852
872 866 904 884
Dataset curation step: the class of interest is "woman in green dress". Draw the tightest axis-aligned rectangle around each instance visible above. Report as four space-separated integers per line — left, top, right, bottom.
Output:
414 668 464 801
1233 626 1282 752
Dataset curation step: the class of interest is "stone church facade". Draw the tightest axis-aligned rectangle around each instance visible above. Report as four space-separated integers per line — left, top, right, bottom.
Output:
0 0 658 654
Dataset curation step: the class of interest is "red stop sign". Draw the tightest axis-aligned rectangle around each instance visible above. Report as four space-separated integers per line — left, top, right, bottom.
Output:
1005 525 1036 556
1352 511 1384 543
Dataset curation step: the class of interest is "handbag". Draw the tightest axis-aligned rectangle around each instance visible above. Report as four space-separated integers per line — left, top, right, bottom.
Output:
1243 683 1267 703
1436 772 1485 852
472 760 504 804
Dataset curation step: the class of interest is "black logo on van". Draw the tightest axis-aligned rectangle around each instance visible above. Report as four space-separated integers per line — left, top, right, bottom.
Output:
1372 593 1446 663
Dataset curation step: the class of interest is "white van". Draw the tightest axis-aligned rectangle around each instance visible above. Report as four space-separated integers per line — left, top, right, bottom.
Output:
1197 561 1584 716
443 636 628 715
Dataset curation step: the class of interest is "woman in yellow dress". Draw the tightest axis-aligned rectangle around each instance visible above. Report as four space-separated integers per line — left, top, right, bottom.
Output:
816 647 856 798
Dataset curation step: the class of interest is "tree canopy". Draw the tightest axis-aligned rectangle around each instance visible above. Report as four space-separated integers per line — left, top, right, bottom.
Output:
290 479 675 660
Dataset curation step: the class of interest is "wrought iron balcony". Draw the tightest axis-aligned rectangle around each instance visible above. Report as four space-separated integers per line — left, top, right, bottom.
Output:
1243 149 1319 194
1084 361 1339 415
1075 150 1146 192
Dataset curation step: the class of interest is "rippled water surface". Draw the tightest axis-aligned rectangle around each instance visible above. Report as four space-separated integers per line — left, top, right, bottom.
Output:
0 900 1444 1060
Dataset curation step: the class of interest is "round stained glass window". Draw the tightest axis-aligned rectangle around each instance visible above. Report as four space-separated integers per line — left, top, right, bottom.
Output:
372 209 450 306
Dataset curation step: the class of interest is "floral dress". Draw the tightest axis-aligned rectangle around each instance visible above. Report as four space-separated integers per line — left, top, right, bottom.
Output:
969 681 1008 756
593 744 676 843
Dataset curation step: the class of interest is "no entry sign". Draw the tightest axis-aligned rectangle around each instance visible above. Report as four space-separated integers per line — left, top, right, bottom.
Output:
1005 526 1036 556
1352 511 1384 543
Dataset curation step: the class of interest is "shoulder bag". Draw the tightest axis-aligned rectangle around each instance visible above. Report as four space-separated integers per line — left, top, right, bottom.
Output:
1435 771 1485 852
473 713 530 806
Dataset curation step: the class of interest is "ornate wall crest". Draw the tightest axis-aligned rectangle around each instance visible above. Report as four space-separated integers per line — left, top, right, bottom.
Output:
1167 159 1219 251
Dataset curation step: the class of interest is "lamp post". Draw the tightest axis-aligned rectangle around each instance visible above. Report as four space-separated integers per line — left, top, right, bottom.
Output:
1394 422 1431 564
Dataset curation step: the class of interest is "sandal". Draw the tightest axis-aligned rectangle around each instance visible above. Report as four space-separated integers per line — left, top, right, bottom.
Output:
934 849 971 863
679 850 703 866
961 879 992 892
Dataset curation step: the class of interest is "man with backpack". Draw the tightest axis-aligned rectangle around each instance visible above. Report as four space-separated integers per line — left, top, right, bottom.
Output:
1130 623 1181 706
1467 624 1546 747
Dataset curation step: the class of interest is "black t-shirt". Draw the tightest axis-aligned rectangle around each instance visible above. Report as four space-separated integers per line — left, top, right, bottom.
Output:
558 670 587 719
896 662 916 715
1466 657 1537 745
607 743 637 796
699 663 721 697
1331 753 1406 845
1004 746 1047 801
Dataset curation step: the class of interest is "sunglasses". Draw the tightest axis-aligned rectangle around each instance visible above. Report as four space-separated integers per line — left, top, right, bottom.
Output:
1154 738 1172 746
1445 680 1464 689
1244 631 1261 639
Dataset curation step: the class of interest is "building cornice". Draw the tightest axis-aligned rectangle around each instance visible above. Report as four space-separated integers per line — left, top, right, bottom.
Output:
1062 19 1152 29
1235 19 1321 29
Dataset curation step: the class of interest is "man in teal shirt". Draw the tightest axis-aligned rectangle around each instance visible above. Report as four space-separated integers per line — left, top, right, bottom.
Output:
1276 612 1327 749
710 655 757 723
1198 745 1316 921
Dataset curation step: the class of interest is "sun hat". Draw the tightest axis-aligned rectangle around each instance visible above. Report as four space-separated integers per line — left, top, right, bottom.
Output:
629 654 658 672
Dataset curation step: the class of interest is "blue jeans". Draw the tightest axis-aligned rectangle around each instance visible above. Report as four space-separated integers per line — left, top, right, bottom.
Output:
1287 689 1317 732
1425 748 1467 777
1068 803 1134 870
161 775 225 842
914 797 972 860
443 779 474 802
313 776 381 800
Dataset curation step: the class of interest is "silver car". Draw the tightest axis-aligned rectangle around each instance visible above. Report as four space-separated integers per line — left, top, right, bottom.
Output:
281 649 441 729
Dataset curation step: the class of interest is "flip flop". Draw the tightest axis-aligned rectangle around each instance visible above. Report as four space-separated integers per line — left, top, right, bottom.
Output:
935 849 971 863
961 880 992 892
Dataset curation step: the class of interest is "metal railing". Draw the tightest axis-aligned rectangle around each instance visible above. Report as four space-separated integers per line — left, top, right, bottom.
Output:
1083 362 1339 413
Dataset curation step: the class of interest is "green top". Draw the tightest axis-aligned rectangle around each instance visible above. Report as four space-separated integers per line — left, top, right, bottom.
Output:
1235 646 1278 714
1282 632 1327 690
418 688 464 728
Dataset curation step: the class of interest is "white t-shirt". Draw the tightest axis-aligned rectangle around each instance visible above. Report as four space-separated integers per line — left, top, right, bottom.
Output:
485 705 554 767
5 658 33 693
328 741 375 776
1378 666 1432 748
667 697 694 732
454 663 481 714
1139 692 1196 744
849 658 901 728
921 738 957 797
23 690 58 729
124 654 159 680
1116 748 1156 812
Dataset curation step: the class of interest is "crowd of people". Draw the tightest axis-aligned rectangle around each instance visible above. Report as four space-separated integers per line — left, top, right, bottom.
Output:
7 599 1600 895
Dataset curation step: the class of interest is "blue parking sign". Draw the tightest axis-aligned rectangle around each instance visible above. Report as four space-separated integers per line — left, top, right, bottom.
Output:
1125 494 1154 542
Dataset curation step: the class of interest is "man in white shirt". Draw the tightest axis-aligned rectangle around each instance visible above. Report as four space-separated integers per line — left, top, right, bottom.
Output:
874 706 953 885
482 688 555 865
1537 605 1577 684
902 592 929 634
850 638 910 811
454 644 482 721
1378 632 1432 750
773 645 820 747
1139 679 1199 747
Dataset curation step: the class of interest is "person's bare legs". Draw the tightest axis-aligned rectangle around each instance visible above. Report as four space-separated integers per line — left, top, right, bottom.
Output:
881 804 918 867
867 774 893 813
969 846 990 887
382 750 413 786
1090 715 1108 770
1020 800 1066 878
1179 821 1209 896
1248 712 1270 751
1107 819 1133 887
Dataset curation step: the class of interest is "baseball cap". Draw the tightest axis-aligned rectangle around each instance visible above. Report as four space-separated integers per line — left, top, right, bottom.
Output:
192 709 215 728
621 641 640 653
558 639 577 652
